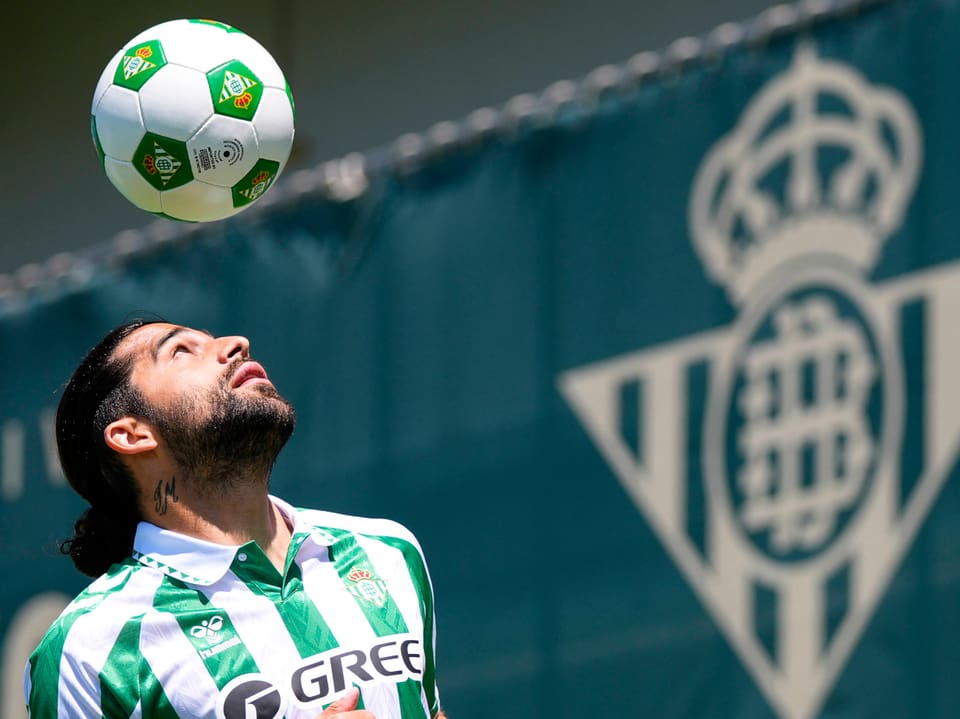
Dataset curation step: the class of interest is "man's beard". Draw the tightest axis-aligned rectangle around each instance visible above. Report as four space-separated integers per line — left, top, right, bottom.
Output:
148 363 296 494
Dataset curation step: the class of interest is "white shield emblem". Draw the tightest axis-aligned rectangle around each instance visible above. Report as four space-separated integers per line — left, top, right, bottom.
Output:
560 46 960 719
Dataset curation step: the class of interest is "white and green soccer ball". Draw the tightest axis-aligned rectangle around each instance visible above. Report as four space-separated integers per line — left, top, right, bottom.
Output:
91 19 295 222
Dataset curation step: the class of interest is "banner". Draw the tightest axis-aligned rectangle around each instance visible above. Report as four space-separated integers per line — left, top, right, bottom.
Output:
2 1 959 716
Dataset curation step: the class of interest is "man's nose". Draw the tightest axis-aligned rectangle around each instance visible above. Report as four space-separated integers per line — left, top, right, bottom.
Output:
216 335 250 363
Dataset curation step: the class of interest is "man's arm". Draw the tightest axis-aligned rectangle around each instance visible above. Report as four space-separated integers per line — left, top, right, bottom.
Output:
25 653 106 719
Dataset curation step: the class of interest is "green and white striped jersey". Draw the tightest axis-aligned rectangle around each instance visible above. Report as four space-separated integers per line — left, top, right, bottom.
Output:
25 496 440 719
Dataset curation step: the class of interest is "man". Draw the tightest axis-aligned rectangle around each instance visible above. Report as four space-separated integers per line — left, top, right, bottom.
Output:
24 319 444 719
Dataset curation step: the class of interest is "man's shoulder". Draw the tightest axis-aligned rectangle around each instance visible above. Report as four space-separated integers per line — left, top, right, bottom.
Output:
294 506 424 549
32 560 158 659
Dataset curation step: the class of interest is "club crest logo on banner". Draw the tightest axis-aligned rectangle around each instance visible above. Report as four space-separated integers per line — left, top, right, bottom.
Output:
560 45 960 719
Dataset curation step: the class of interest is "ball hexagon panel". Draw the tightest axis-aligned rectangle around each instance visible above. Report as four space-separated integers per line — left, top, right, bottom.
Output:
231 159 281 209
252 87 295 165
132 133 193 191
224 33 287 88
94 85 146 161
153 22 237 73
113 40 167 92
207 60 263 121
161 180 239 222
104 158 162 213
92 48 123 111
187 114 259 188
139 64 214 140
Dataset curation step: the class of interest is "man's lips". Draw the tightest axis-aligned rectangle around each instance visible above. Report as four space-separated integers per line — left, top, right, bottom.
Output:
230 361 270 388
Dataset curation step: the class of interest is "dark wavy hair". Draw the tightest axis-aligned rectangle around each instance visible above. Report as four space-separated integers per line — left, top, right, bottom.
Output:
57 319 161 577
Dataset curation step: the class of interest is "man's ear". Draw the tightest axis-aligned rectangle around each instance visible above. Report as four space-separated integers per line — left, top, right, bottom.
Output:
104 417 158 455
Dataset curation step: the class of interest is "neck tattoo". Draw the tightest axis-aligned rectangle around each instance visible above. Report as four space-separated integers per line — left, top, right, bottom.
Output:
154 476 179 515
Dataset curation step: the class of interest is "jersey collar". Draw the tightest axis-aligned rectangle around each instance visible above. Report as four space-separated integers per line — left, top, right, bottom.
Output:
131 495 335 586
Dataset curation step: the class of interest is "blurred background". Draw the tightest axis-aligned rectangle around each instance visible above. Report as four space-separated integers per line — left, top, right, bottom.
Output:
6 2 960 719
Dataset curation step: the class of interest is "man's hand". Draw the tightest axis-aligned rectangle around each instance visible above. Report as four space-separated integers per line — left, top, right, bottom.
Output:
315 687 375 718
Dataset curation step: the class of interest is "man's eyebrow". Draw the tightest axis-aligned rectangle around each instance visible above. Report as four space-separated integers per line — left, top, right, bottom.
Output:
151 327 214 361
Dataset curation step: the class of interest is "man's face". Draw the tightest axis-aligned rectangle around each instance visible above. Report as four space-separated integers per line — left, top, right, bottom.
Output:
117 323 295 483
122 323 272 412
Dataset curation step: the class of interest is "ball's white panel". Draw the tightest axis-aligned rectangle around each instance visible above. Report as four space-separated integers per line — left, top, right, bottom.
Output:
124 19 191 48
161 181 239 222
158 23 234 72
139 65 214 141
224 33 286 88
94 86 145 161
104 158 162 212
186 115 259 187
92 48 124 112
252 87 295 166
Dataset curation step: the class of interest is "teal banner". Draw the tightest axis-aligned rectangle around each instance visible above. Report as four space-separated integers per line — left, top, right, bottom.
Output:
2 2 959 717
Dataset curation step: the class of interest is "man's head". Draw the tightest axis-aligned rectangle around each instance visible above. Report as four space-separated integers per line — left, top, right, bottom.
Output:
57 320 296 576
101 321 296 488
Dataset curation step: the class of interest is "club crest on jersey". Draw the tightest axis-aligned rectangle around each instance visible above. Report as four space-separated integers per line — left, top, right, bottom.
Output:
345 567 388 607
560 45 959 719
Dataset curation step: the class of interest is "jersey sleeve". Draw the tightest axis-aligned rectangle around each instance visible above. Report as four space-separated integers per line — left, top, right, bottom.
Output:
25 633 104 718
381 523 442 717
25 607 142 719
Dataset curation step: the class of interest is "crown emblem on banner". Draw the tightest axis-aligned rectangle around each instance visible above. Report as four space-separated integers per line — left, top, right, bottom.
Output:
689 44 922 304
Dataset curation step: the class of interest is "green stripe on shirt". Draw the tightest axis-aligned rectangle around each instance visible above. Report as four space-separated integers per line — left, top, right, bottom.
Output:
326 528 427 717
152 575 261 689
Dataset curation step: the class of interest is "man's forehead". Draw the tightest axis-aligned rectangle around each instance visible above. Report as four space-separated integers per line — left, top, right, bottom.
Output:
117 323 205 360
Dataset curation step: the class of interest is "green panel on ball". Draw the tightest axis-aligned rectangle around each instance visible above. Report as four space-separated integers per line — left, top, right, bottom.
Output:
207 60 263 120
231 159 280 207
285 81 296 121
90 116 105 167
207 61 263 121
189 18 243 33
133 133 193 191
113 40 166 91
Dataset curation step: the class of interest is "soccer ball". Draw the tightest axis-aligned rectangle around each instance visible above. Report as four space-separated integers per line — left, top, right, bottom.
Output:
91 18 295 222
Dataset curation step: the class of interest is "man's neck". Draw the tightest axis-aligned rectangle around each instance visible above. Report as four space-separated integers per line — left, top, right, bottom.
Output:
140 472 293 573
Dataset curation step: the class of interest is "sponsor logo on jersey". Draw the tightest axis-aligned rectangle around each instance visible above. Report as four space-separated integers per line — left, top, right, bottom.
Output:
190 614 224 642
345 567 388 607
290 634 423 705
215 634 423 716
560 45 956 719
217 674 285 719
188 613 244 659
